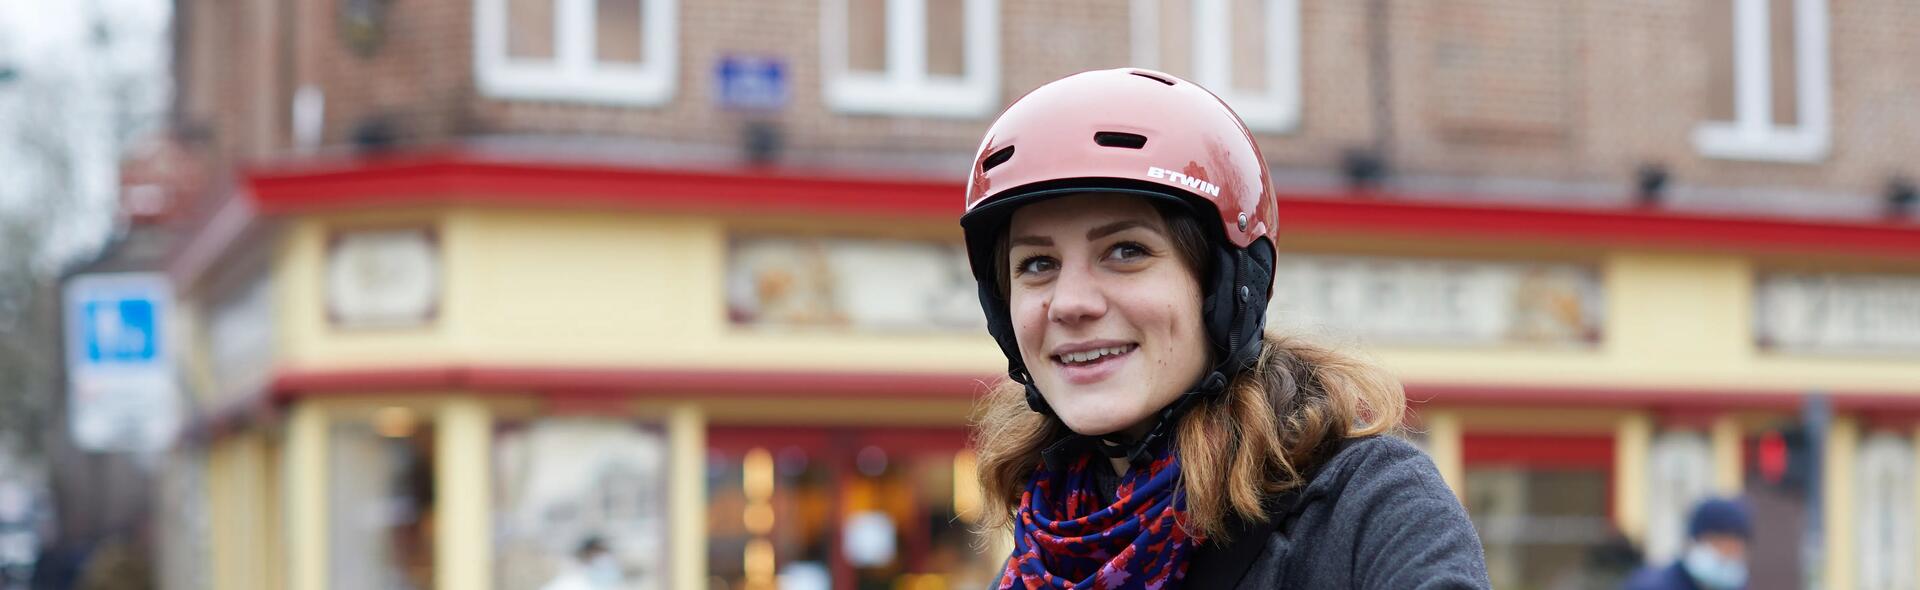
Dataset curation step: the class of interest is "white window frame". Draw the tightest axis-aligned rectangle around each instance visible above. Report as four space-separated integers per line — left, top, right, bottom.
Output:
1644 432 1716 565
1853 433 1917 590
1692 0 1830 162
1131 0 1302 133
474 0 677 106
820 0 1000 118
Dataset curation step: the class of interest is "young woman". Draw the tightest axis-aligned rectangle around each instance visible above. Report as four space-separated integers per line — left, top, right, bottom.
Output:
960 69 1490 589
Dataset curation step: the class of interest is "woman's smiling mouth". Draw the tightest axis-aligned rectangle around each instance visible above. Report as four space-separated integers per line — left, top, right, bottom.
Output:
1049 343 1139 384
1052 343 1138 365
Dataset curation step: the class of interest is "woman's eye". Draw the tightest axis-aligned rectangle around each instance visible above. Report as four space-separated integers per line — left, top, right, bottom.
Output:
1014 256 1057 275
1108 242 1151 261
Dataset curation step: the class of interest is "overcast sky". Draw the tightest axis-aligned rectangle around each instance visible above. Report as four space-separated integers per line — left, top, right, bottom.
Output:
0 0 172 268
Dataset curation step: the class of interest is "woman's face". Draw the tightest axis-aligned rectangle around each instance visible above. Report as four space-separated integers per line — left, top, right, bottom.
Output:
1006 193 1211 437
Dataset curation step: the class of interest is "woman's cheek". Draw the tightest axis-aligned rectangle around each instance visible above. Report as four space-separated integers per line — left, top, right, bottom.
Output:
1010 297 1048 364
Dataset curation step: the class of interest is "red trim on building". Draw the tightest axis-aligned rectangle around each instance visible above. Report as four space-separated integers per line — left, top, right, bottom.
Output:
1406 384 1810 412
1420 384 1920 418
705 427 970 455
256 364 1919 409
706 427 838 454
234 151 1920 259
243 151 962 218
1277 197 1920 259
1462 434 1615 469
266 365 998 402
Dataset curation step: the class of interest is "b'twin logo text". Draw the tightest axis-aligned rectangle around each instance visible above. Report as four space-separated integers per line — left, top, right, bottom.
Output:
1146 167 1221 197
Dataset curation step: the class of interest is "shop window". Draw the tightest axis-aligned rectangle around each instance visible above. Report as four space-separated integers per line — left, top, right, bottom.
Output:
726 234 983 332
1853 432 1917 590
706 428 1000 590
493 419 671 590
1130 0 1301 131
1462 434 1624 590
1267 255 1605 348
326 412 436 590
1692 0 1830 162
474 0 678 105
706 443 835 590
1643 431 1715 564
820 0 1000 117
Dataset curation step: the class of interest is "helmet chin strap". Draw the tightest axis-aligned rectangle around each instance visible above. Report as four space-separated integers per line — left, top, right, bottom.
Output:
1022 369 1231 467
1099 370 1229 465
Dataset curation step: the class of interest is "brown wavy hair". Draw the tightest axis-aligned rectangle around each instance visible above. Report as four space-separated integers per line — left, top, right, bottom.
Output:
971 202 1407 542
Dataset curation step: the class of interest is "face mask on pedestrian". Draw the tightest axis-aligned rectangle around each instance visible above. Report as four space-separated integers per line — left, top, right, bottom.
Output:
587 554 622 588
1683 543 1747 590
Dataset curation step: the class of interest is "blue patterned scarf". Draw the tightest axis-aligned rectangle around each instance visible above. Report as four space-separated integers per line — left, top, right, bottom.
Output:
998 439 1194 589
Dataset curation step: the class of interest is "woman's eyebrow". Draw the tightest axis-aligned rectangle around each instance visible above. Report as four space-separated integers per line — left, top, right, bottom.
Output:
1087 219 1160 241
1010 235 1053 247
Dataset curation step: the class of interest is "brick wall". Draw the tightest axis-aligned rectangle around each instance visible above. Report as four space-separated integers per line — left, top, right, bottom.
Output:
175 0 1920 207
306 0 475 146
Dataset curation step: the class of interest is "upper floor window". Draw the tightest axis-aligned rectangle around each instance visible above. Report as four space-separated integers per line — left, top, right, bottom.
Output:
474 0 677 105
1693 0 1830 162
821 0 1000 117
1131 0 1302 132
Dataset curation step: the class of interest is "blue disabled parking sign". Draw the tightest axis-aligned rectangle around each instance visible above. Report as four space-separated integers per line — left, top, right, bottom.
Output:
82 297 159 363
64 273 179 452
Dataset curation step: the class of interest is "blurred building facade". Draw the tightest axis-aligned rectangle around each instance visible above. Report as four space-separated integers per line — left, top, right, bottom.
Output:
145 0 1920 589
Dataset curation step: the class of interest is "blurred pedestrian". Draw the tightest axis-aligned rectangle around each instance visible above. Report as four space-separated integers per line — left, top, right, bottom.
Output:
1623 498 1750 590
539 536 620 590
960 68 1490 589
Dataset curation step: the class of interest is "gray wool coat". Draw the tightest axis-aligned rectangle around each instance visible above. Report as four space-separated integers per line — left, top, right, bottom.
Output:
1007 435 1491 589
1186 435 1492 589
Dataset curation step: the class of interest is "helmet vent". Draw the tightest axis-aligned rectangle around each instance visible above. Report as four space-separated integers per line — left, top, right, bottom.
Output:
981 145 1015 172
1093 132 1148 149
1129 71 1175 86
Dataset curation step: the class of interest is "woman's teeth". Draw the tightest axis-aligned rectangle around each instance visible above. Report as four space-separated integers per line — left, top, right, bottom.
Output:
1057 345 1135 365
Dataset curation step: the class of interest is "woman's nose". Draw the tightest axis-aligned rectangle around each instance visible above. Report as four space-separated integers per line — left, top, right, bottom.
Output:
1046 263 1106 325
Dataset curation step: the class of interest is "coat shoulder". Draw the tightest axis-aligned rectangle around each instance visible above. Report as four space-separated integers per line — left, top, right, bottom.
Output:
1264 435 1491 589
1304 435 1450 503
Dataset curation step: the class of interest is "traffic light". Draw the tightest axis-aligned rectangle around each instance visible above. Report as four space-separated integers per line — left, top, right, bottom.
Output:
1754 425 1816 491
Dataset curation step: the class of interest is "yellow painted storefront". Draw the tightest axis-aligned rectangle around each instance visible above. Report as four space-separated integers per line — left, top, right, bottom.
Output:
173 155 1920 590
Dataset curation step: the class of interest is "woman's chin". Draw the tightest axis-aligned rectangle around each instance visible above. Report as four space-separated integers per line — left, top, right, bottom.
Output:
1055 409 1145 438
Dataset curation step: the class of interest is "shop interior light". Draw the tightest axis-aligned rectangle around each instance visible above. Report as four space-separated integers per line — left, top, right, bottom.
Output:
743 502 775 536
372 406 417 438
744 538 776 588
953 449 981 523
744 448 774 501
741 447 779 588
897 573 952 590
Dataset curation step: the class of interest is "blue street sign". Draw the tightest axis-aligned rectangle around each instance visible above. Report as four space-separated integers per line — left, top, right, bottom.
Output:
714 56 788 111
82 298 159 364
63 273 179 452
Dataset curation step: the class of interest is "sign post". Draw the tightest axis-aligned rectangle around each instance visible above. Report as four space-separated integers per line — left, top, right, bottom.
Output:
62 273 180 453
